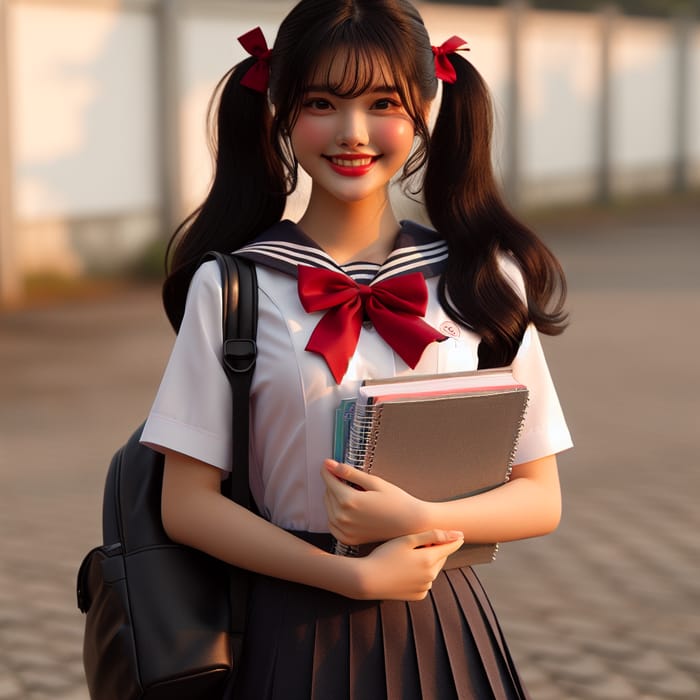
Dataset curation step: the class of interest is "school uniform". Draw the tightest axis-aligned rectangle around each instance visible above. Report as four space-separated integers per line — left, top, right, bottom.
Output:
142 220 572 699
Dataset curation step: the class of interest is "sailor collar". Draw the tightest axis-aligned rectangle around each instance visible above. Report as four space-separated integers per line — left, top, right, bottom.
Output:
236 219 447 285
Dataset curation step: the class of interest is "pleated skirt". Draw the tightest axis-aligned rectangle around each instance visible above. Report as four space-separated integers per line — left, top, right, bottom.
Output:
227 533 530 700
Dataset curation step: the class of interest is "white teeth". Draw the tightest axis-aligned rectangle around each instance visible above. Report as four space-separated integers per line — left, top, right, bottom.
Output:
331 157 373 167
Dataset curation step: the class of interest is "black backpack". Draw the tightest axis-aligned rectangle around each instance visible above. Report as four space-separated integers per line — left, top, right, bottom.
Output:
76 253 257 700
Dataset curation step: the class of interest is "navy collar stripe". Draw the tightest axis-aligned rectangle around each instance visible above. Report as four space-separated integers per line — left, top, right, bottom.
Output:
342 265 381 275
238 246 341 274
373 251 449 284
374 247 448 276
387 240 447 259
384 243 448 267
244 240 333 261
342 261 380 269
241 241 337 266
236 220 447 282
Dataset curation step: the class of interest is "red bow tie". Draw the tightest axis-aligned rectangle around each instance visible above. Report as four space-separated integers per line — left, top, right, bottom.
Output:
297 266 445 383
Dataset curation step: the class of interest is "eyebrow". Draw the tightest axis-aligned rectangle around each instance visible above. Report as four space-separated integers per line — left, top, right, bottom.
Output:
304 84 399 95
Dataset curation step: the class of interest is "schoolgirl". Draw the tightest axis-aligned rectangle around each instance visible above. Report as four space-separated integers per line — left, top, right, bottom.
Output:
141 0 573 697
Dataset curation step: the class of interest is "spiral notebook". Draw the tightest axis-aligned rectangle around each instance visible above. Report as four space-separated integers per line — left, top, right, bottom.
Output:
334 368 529 568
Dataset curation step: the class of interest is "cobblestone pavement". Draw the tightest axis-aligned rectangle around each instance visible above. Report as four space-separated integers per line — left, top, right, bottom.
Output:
1 198 699 699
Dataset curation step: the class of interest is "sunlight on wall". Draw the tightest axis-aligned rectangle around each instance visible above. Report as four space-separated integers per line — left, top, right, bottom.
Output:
12 5 114 162
10 2 158 220
521 13 600 179
612 18 676 169
690 30 700 166
11 3 115 221
420 6 509 176
179 9 285 215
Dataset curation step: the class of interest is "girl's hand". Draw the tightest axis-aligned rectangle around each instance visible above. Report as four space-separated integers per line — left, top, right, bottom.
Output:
351 529 465 601
322 459 428 545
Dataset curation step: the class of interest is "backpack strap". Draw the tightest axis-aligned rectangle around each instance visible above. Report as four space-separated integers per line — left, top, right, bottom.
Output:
209 252 258 509
205 251 258 675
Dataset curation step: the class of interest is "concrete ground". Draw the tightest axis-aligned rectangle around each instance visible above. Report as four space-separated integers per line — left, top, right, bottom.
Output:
0 196 698 699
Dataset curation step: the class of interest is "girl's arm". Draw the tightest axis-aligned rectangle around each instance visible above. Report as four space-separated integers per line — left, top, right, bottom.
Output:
322 454 561 546
161 451 465 601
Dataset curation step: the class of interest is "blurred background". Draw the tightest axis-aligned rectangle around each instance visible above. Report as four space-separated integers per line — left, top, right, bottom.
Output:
0 0 698 301
0 2 699 700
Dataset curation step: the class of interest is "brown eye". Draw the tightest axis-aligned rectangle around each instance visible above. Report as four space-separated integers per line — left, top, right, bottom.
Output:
304 98 333 111
372 97 401 111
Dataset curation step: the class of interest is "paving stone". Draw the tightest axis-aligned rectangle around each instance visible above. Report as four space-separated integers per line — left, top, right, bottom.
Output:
526 636 580 663
635 627 696 655
20 666 75 693
674 650 700 676
579 634 639 660
0 675 23 699
50 690 90 700
560 674 639 700
547 654 609 683
619 650 676 679
524 682 570 700
641 671 700 698
548 612 609 636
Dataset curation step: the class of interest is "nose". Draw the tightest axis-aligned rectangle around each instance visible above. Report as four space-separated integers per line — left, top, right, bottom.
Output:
336 108 369 148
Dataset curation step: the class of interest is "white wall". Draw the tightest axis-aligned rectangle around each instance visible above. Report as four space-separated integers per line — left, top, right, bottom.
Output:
417 6 511 181
10 3 158 217
689 27 700 185
8 1 159 272
611 16 677 193
178 2 291 213
519 11 601 205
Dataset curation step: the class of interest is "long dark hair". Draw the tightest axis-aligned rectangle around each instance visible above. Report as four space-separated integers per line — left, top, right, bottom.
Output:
163 0 567 367
425 53 567 367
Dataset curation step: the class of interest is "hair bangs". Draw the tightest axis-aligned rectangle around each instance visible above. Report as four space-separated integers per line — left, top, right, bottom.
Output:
307 36 401 100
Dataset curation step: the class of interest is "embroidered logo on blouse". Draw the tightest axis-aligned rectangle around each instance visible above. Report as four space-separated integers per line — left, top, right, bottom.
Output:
439 320 461 338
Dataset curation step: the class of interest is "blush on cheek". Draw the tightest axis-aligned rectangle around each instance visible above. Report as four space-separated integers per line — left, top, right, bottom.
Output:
291 115 329 151
374 119 415 151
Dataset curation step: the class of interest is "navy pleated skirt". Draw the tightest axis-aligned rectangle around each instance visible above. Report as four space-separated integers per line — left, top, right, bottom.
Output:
228 533 529 700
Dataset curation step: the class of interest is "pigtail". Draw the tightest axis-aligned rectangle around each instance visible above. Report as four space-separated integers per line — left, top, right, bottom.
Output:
424 53 567 368
162 56 286 332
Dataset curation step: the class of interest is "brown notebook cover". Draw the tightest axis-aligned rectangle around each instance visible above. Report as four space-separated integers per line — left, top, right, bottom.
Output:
343 384 529 568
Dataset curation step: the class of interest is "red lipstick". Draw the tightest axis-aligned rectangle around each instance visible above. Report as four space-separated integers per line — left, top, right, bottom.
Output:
324 153 378 177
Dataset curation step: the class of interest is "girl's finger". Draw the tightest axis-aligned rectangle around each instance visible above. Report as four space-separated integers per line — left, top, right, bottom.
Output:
408 529 464 550
324 459 372 491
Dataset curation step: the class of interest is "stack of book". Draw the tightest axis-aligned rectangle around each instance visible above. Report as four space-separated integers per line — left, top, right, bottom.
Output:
333 368 529 567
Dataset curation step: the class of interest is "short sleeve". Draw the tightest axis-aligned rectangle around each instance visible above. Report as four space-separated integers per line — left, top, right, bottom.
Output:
511 324 573 464
140 261 233 471
497 252 573 464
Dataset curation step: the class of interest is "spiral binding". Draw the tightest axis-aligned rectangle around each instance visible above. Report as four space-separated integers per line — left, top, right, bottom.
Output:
332 398 383 556
502 391 530 485
488 389 529 563
344 401 383 472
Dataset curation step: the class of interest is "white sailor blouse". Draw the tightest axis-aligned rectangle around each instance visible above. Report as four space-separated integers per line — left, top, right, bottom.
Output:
141 220 573 532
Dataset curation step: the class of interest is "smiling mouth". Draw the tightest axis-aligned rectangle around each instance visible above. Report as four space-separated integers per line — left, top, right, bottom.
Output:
324 155 379 167
323 154 380 177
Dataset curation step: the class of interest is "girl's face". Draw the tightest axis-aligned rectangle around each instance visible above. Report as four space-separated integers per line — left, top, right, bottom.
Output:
290 54 416 205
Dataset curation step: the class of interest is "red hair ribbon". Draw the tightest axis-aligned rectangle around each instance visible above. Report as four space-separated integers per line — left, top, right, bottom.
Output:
238 27 272 93
298 266 446 384
431 36 470 84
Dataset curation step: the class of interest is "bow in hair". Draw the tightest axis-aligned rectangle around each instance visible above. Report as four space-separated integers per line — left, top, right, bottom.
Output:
431 35 470 84
238 27 272 93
